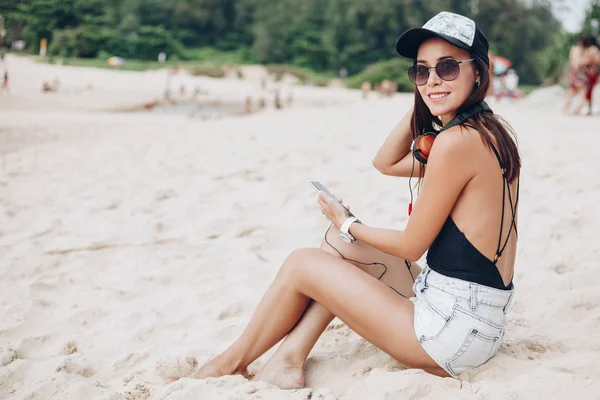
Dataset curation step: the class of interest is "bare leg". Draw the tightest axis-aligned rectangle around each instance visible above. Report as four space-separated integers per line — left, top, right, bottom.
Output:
191 257 312 379
193 247 445 384
194 226 424 387
251 300 332 389
253 227 420 388
573 86 589 115
563 87 577 113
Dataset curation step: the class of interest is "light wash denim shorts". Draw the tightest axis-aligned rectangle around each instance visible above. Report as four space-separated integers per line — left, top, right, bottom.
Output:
410 266 515 378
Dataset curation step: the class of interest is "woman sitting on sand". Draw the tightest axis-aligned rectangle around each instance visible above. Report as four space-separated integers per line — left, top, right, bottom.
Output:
192 11 520 385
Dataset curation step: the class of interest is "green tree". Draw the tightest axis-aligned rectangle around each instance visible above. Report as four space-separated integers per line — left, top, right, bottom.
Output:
1 0 568 84
581 0 600 36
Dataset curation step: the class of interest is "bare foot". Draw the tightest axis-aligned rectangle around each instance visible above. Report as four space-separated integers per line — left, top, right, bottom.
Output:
253 356 305 390
191 357 248 379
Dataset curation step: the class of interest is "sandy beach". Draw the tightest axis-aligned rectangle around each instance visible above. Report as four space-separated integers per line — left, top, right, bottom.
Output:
1 54 600 400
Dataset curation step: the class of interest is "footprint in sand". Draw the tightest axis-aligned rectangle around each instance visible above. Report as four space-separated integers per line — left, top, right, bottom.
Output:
56 356 94 377
501 336 564 360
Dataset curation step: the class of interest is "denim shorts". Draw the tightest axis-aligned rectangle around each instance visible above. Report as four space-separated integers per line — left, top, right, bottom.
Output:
410 266 515 378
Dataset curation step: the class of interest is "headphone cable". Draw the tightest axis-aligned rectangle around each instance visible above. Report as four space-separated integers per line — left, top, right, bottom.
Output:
323 223 415 299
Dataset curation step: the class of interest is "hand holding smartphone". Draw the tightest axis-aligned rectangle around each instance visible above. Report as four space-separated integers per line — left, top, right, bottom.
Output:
310 181 356 218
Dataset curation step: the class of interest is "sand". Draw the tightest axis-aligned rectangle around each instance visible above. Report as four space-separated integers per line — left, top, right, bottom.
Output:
1 54 600 400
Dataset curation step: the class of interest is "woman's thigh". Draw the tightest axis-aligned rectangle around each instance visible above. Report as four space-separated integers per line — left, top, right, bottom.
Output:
284 248 447 376
321 224 421 298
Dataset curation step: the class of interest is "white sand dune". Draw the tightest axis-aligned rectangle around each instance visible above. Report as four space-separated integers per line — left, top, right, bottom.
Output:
1 55 600 399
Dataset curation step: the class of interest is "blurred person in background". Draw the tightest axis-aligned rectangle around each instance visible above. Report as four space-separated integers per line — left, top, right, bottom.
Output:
579 35 600 115
1 70 8 93
564 35 598 114
504 69 519 99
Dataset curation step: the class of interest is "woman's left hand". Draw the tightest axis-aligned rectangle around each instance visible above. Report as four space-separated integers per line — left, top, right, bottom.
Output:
317 192 351 229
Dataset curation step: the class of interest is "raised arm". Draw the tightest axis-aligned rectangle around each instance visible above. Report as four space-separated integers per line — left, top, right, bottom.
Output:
372 107 424 177
320 126 474 261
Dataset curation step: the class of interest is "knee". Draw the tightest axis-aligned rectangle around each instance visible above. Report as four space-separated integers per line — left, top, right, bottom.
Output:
279 248 318 278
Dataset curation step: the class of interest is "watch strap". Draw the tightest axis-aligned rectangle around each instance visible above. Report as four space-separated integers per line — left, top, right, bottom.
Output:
340 217 359 242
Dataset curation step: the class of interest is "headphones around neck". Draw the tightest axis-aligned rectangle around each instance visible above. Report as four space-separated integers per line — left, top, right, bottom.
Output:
411 101 493 164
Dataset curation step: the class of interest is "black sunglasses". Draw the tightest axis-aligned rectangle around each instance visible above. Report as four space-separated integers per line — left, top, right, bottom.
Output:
407 58 474 86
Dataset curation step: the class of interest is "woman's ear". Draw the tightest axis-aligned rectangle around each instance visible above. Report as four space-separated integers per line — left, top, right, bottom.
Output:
473 66 481 83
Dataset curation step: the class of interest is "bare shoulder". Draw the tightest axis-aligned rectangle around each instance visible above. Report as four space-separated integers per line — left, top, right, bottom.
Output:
431 124 481 156
427 125 487 178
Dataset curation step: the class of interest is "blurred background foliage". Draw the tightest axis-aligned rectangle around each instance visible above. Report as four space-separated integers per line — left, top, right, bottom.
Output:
0 0 597 87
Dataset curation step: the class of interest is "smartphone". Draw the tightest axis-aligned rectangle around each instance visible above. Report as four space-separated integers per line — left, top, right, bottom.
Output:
310 181 356 218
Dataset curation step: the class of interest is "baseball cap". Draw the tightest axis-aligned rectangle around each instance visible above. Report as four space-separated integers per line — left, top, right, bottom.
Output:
395 11 490 66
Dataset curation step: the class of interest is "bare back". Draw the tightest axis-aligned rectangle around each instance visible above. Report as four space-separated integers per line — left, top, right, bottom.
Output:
448 127 518 287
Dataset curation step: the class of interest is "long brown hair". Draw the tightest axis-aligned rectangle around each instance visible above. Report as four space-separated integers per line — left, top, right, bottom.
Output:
410 55 521 183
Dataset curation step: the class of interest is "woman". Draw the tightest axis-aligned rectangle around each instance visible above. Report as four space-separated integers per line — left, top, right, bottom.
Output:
192 11 520 386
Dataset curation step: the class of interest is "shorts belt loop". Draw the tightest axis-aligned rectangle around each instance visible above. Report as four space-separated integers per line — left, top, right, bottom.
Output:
470 284 478 312
423 267 430 286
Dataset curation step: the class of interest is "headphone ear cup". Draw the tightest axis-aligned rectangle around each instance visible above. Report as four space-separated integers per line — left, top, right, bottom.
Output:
412 133 436 164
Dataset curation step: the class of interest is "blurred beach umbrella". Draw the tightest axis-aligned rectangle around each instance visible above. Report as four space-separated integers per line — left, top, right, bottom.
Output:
107 56 126 67
492 55 511 75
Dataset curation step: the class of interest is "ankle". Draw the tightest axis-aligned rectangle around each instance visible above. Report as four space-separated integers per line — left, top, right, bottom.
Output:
213 353 248 375
273 349 306 369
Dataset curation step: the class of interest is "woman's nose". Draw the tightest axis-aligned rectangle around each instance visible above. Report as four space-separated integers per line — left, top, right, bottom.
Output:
427 67 443 86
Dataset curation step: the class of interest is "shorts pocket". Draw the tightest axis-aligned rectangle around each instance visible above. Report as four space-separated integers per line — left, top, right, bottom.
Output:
445 327 502 377
454 306 504 330
414 300 454 343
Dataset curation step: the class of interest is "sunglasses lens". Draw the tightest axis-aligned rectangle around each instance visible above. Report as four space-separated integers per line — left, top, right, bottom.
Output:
407 66 418 85
416 66 430 85
408 65 429 86
436 59 460 81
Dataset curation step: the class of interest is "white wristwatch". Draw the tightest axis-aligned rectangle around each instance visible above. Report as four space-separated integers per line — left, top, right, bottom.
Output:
340 217 360 243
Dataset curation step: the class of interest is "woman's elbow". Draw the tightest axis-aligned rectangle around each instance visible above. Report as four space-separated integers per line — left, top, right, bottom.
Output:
372 158 391 175
405 254 421 263
404 248 424 263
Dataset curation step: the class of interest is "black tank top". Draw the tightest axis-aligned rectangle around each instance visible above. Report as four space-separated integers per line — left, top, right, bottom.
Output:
427 135 519 290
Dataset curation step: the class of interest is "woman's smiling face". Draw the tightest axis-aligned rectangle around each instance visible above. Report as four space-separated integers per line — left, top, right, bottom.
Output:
415 37 479 125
